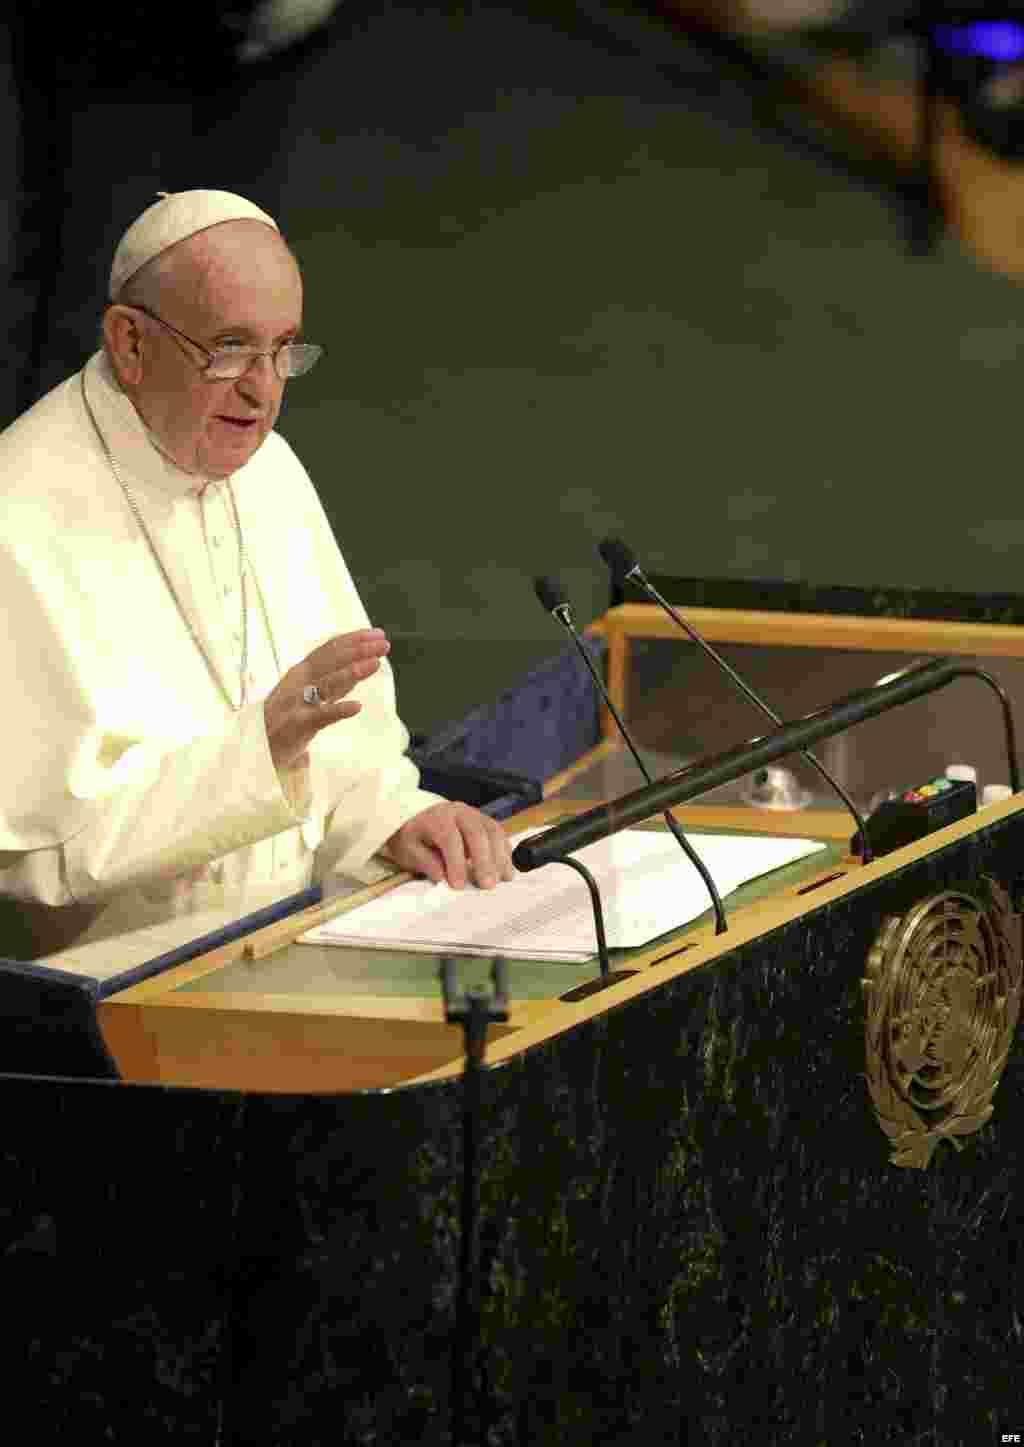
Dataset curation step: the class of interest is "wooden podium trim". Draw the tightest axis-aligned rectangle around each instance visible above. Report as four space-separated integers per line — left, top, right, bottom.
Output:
405 791 1024 1085
97 793 1022 1092
596 602 1024 741
603 602 1024 657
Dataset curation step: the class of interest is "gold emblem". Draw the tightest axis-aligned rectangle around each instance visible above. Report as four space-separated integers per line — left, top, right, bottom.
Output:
863 879 1021 1168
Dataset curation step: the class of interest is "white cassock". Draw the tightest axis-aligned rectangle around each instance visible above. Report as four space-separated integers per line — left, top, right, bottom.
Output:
0 350 445 956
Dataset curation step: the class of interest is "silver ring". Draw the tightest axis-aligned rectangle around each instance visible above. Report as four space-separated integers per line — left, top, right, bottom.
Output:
303 684 323 706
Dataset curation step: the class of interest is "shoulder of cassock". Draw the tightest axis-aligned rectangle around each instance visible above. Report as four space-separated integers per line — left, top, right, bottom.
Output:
0 353 422 853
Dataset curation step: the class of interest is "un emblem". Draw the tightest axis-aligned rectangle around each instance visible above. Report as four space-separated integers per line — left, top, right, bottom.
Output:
863 880 1022 1168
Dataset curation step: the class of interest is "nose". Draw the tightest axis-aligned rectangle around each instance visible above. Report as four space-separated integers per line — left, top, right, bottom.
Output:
235 354 281 407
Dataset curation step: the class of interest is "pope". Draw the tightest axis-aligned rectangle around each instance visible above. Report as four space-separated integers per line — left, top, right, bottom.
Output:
0 189 515 956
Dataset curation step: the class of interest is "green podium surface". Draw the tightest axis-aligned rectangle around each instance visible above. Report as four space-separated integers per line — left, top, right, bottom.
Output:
171 824 847 998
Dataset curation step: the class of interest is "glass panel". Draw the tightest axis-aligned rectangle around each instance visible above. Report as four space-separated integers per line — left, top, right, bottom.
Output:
551 637 1023 813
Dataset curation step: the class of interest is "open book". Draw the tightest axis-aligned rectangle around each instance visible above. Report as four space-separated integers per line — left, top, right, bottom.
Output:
298 828 828 962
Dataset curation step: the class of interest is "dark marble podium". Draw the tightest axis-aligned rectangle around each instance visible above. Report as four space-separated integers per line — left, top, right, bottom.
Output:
2 801 1022 1446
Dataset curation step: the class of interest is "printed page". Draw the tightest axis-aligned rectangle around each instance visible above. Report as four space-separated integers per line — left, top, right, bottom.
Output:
299 829 827 961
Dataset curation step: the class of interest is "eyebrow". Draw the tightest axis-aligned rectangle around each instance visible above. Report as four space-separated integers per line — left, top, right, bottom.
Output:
210 324 302 344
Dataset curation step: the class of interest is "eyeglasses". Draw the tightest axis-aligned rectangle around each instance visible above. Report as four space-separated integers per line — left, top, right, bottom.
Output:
125 304 323 381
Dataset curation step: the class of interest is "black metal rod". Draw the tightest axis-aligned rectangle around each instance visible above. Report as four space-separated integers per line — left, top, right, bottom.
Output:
555 855 611 976
440 958 508 1447
642 573 870 863
972 667 1021 793
452 1033 479 1445
662 809 727 933
564 621 727 931
513 658 1019 873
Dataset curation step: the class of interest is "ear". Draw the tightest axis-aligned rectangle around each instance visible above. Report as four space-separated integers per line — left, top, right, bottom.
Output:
103 305 146 388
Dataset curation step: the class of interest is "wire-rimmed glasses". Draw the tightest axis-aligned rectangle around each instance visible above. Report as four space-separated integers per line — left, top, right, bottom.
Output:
123 303 322 380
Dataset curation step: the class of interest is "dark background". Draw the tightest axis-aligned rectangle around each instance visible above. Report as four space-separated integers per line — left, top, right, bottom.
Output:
6 0 1024 739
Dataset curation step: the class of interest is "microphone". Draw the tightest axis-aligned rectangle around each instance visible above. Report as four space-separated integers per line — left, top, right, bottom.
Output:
597 538 872 861
533 575 727 934
514 654 1020 872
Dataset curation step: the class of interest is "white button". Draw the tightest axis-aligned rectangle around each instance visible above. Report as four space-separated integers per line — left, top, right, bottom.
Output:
982 784 1013 806
223 585 232 598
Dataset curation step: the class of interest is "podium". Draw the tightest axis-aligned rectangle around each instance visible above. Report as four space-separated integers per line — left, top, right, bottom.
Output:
2 794 1022 1445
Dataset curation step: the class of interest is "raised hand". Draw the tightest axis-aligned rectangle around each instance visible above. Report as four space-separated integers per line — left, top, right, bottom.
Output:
263 628 390 773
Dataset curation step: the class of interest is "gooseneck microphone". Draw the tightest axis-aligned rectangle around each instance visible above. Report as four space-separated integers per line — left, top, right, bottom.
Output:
597 538 871 862
514 655 1019 872
533 575 727 934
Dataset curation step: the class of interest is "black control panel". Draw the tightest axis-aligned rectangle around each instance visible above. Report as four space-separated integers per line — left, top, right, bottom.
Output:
851 776 977 859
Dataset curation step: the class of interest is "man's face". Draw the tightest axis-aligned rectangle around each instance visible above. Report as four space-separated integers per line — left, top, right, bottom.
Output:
115 220 304 479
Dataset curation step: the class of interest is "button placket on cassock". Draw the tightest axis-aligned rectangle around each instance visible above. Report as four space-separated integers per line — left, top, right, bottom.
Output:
195 484 321 872
142 484 245 891
195 483 282 880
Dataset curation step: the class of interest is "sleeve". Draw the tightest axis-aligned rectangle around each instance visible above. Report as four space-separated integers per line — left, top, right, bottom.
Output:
0 701 313 907
266 441 447 884
304 641 448 886
311 719 446 886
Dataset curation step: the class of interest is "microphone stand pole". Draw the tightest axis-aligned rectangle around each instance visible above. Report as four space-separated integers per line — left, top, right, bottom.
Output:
440 956 508 1447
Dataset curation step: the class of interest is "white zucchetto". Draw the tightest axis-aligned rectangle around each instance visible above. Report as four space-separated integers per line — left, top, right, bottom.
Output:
109 189 280 299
